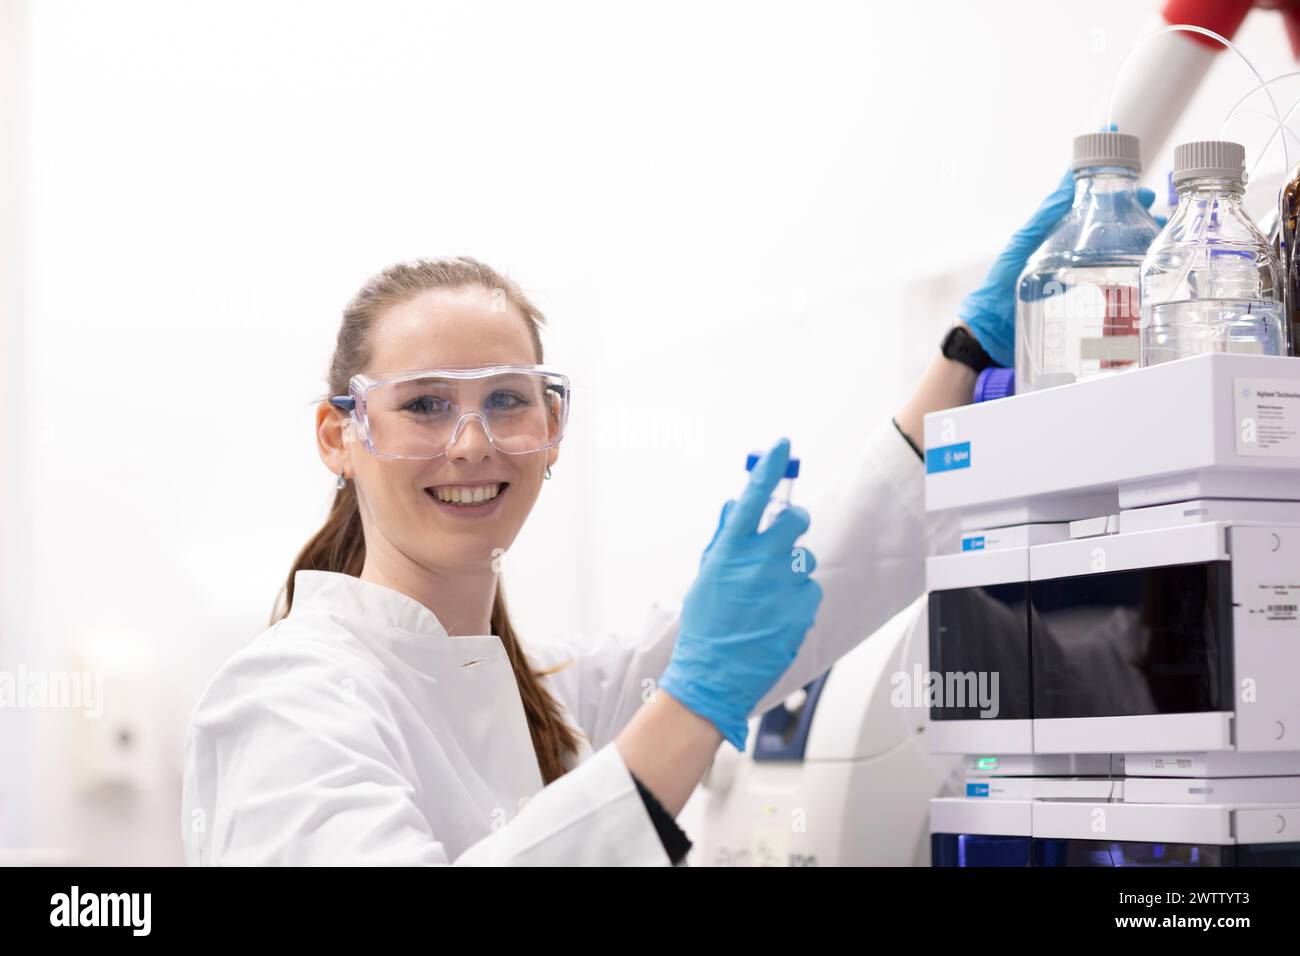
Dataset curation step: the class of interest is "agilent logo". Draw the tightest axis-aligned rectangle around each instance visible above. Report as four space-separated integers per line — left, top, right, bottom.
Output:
49 886 151 936
926 441 971 474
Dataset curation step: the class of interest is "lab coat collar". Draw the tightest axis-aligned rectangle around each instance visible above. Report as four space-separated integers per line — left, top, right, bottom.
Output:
290 569 458 639
288 570 546 818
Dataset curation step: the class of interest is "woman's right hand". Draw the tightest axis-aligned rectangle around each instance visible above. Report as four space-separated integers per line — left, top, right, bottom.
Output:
657 438 823 751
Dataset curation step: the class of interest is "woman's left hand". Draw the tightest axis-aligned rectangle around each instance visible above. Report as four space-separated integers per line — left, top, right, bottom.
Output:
957 172 1163 368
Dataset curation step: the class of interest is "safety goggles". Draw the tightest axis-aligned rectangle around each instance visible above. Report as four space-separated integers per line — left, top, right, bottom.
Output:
330 365 570 460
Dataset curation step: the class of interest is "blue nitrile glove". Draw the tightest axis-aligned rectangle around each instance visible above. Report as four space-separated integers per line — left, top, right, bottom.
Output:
658 438 823 751
958 173 1163 368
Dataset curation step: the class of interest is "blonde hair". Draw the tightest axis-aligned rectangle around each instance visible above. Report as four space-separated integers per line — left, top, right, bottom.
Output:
274 257 580 783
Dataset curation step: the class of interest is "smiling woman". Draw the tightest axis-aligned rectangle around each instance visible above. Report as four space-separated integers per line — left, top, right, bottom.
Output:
273 258 582 785
173 232 986 867
181 250 840 865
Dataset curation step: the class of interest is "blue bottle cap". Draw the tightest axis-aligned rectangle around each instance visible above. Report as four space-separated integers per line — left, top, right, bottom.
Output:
746 452 800 479
974 367 1015 403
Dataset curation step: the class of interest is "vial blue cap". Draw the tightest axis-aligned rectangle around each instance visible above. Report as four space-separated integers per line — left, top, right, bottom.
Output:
746 453 800 478
974 367 1015 403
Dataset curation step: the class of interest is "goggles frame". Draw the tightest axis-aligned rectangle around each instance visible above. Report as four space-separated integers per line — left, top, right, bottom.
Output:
329 364 571 460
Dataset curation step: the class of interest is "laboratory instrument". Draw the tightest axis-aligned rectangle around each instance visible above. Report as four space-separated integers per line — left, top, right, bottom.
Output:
924 352 1300 866
695 601 960 866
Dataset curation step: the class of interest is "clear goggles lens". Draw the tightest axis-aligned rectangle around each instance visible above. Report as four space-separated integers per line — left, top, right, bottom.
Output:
348 368 569 460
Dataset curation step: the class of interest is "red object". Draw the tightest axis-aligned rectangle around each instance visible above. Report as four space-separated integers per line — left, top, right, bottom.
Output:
1164 0 1300 57
1162 0 1255 49
1100 284 1141 369
1282 6 1300 56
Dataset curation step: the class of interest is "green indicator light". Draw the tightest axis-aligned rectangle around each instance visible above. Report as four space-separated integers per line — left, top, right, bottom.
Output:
976 757 998 770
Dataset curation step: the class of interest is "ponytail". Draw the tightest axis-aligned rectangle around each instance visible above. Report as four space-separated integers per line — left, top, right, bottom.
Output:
491 582 583 784
271 482 364 624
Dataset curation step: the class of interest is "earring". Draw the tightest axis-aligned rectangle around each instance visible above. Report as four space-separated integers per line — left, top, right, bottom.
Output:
544 466 552 480
337 470 348 490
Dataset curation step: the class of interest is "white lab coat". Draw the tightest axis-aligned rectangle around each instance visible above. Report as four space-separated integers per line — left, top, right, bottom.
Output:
181 420 952 865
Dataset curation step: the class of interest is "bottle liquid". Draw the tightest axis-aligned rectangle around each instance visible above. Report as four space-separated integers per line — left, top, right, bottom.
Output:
1140 140 1286 365
1016 132 1161 392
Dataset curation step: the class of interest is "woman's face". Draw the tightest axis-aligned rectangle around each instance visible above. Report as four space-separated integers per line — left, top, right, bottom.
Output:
327 285 559 574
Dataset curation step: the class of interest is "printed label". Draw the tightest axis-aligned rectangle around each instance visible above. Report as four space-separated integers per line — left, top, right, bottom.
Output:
1247 582 1300 627
1079 335 1139 363
962 536 986 552
926 441 971 474
966 782 990 798
1235 378 1300 457
1042 284 1105 372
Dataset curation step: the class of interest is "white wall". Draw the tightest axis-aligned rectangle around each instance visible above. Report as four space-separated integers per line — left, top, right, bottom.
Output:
0 0 31 854
2 0 1297 863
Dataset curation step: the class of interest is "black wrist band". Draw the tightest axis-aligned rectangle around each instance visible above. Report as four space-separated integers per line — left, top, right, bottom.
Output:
631 772 693 865
893 417 924 463
940 325 996 373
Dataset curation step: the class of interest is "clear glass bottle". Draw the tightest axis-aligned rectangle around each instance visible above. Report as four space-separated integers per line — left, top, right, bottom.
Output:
1140 140 1286 365
1016 132 1161 393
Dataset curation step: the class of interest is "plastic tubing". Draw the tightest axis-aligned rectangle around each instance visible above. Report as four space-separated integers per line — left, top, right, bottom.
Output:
1106 23 1288 179
1222 108 1300 160
1107 24 1286 332
1221 74 1300 181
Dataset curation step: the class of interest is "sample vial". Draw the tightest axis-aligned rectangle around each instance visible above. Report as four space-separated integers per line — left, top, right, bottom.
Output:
745 451 800 532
